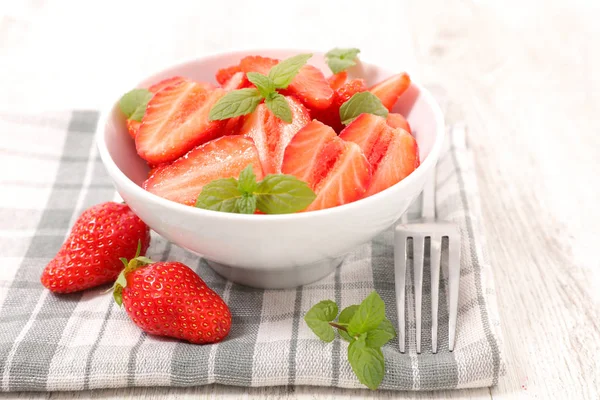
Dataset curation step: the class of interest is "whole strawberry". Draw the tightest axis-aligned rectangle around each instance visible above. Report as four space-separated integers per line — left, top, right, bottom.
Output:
41 202 150 293
113 258 231 344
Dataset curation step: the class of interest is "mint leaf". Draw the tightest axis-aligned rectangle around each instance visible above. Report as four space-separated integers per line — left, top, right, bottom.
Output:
237 165 258 194
325 48 360 74
339 92 389 125
209 88 263 121
195 178 242 212
119 88 153 121
246 72 275 98
268 53 312 89
255 174 316 214
365 318 396 348
338 305 359 342
348 291 386 336
348 335 385 390
265 93 292 123
304 300 339 342
235 194 257 214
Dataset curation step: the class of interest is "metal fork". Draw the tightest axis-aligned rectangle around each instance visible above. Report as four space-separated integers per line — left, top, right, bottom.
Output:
394 170 461 353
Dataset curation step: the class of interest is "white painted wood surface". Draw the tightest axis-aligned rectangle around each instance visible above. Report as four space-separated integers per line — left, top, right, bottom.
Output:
1 0 599 398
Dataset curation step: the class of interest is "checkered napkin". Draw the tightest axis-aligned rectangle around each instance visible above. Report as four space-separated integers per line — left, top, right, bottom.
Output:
0 110 504 392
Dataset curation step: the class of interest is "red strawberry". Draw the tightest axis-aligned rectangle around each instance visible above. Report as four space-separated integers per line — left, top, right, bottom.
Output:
41 202 151 294
327 71 348 91
339 113 419 196
114 259 231 344
216 65 242 85
125 77 188 139
221 71 249 91
136 81 227 165
148 76 187 94
369 72 411 111
282 120 371 211
126 119 141 139
239 55 279 75
143 135 264 206
285 65 334 110
386 113 411 134
223 116 244 135
281 120 337 186
312 78 368 132
239 96 310 175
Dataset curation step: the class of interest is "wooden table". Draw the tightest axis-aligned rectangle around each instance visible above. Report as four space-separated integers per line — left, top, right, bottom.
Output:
1 0 598 398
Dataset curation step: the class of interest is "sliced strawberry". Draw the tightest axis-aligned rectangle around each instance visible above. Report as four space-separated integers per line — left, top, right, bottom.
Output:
306 141 371 211
216 65 242 85
143 136 264 206
327 71 348 91
386 113 411 133
126 119 141 139
311 78 368 132
282 121 371 211
148 76 187 94
339 113 387 152
285 65 334 110
223 116 244 135
239 55 279 75
239 96 310 175
136 81 227 165
340 113 419 196
222 71 249 91
281 120 338 187
364 129 419 196
125 77 188 139
370 72 411 111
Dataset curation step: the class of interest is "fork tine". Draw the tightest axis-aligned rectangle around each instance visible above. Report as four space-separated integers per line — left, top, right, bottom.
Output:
394 232 407 353
430 235 442 353
448 234 461 351
413 235 425 354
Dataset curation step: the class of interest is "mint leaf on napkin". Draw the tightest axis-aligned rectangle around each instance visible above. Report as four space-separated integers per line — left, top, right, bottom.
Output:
348 335 385 390
304 291 396 390
348 291 386 335
304 300 339 342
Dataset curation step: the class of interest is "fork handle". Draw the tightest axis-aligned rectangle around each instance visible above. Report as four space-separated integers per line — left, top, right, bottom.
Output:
421 169 436 220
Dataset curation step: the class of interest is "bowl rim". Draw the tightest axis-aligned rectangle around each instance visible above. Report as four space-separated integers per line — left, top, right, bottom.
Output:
95 48 445 222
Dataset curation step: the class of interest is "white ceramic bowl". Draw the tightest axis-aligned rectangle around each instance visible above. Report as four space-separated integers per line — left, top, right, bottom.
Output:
96 49 445 289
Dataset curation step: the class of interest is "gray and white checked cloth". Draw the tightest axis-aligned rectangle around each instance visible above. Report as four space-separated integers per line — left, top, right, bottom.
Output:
0 110 504 392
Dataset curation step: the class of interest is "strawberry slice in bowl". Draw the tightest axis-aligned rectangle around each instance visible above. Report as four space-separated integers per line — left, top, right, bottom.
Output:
239 96 310 174
370 72 411 111
282 120 372 211
136 79 227 165
340 113 419 196
143 135 264 206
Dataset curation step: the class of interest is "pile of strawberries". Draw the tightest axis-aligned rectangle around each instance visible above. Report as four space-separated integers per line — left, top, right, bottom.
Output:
122 52 419 212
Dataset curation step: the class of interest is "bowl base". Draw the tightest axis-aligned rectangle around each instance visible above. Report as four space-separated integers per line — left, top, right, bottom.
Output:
205 257 345 289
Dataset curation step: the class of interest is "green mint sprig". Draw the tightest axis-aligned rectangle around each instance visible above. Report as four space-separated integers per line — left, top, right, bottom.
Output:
304 291 396 390
339 92 389 125
325 47 361 74
119 88 153 121
195 165 316 214
209 54 312 123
